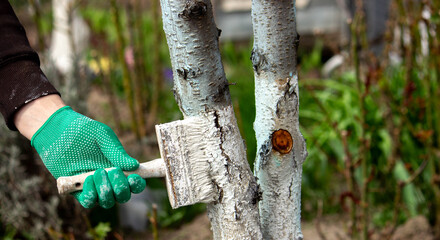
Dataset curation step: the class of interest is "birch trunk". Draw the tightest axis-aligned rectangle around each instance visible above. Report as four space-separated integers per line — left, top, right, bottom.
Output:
251 1 308 239
159 1 262 239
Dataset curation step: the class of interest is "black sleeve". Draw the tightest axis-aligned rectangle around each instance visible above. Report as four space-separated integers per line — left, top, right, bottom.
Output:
0 0 60 131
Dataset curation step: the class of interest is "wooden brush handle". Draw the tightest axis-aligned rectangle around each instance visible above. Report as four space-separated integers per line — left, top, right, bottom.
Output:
56 158 166 194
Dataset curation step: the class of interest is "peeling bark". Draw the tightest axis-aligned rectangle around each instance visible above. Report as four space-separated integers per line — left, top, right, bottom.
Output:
251 1 308 239
159 1 262 239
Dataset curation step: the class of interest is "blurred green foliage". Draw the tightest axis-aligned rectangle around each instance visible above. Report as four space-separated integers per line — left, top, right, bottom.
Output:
299 68 429 222
298 16 439 237
87 222 111 240
81 3 180 127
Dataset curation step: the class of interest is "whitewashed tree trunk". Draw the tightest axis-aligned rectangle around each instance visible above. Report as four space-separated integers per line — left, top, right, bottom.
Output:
251 1 308 240
50 0 89 75
159 1 262 239
49 0 90 112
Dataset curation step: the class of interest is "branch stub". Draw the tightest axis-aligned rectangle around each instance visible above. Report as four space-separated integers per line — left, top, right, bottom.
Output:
179 0 207 20
271 129 293 154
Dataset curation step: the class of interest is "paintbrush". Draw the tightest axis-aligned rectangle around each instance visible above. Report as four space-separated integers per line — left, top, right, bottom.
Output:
56 114 220 209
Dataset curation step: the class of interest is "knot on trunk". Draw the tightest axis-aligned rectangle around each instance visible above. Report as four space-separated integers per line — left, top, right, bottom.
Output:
179 0 207 20
251 48 268 75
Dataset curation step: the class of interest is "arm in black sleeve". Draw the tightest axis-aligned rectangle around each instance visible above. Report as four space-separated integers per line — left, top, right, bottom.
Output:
0 0 59 131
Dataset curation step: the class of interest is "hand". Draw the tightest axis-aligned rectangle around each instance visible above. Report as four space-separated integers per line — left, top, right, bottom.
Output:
15 95 146 209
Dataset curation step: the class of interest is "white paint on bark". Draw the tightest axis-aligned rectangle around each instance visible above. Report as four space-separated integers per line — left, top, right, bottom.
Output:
251 1 308 239
49 0 90 113
160 0 262 239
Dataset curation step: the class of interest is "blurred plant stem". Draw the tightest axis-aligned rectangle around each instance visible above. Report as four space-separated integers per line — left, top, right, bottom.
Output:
146 0 162 133
381 0 400 175
304 81 358 236
96 51 123 134
392 0 440 237
133 0 150 126
149 204 159 240
28 0 45 51
126 0 147 137
351 0 371 239
110 0 140 138
423 0 440 237
386 159 428 239
349 2 362 238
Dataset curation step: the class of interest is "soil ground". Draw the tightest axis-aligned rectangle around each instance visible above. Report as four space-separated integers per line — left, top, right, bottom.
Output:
125 213 434 240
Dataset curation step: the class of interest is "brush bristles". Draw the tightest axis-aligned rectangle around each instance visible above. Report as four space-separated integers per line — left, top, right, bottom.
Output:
183 117 220 203
156 113 220 208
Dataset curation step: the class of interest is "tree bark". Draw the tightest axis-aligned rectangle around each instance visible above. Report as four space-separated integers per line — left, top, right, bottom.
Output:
251 1 308 239
159 0 262 239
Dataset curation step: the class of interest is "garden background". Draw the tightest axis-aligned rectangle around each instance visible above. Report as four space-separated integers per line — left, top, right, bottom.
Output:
0 0 439 239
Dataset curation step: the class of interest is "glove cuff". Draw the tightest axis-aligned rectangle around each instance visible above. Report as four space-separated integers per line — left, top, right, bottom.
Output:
31 106 83 154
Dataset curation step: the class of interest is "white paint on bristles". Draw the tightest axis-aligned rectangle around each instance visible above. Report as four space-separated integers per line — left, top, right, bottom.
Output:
156 114 221 208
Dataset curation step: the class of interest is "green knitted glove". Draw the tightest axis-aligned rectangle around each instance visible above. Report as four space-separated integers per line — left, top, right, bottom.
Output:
31 106 146 209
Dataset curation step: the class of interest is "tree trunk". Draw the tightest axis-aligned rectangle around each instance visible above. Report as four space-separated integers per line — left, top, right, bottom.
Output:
50 0 89 75
49 0 89 113
159 0 262 239
251 1 308 239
